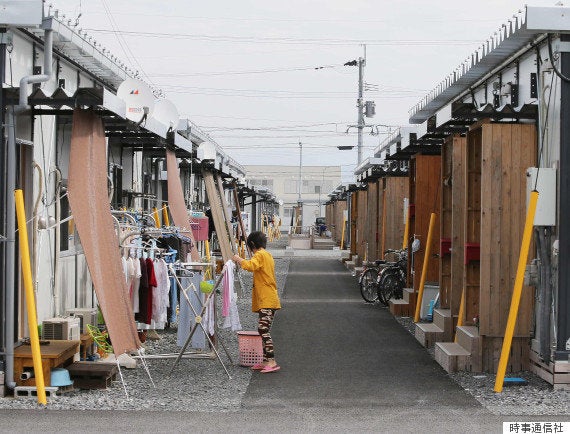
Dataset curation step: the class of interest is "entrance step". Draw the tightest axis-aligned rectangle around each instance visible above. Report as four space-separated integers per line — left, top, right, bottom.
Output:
389 299 413 317
403 288 416 305
313 239 336 250
433 308 453 341
67 362 118 389
456 326 481 372
434 342 470 373
415 322 445 348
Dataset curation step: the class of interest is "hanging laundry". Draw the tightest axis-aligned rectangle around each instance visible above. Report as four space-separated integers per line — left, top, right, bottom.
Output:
145 257 157 325
221 261 241 332
152 258 170 328
177 272 207 349
136 258 149 324
131 256 141 314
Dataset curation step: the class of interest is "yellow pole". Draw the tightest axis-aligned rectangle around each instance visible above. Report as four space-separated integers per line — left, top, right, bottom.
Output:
402 206 410 250
15 189 47 405
152 207 161 228
414 212 437 323
381 191 387 260
454 288 466 343
162 204 170 227
205 240 211 262
494 190 539 393
340 217 347 250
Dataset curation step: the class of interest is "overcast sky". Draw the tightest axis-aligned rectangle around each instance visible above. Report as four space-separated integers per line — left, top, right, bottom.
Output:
53 0 560 179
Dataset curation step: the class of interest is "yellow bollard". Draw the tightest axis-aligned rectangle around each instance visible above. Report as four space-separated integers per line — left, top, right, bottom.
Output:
402 206 410 250
414 212 437 323
340 217 347 250
494 190 539 393
454 288 466 343
162 204 170 227
152 207 161 228
15 189 47 405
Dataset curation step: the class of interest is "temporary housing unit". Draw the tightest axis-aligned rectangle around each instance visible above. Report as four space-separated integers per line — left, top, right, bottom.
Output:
356 6 570 387
0 5 278 391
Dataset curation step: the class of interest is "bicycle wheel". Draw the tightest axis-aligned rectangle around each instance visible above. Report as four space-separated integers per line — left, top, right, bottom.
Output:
359 268 379 303
378 271 404 306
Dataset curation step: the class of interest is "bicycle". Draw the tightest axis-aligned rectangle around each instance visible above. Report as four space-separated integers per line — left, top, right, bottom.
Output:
376 249 407 306
359 260 384 303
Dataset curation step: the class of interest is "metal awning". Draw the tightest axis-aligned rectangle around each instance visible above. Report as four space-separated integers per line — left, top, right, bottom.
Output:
6 86 195 156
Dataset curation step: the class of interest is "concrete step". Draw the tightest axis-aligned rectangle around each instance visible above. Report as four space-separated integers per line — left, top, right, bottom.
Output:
456 326 481 372
434 342 470 373
403 287 416 304
389 299 413 317
434 308 453 341
345 261 356 270
415 322 445 348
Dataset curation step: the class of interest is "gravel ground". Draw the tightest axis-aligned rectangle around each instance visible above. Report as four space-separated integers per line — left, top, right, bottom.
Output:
1 237 568 416
0 238 290 411
395 315 570 416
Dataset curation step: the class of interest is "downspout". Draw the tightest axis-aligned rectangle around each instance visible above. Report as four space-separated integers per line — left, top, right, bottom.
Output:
51 168 62 316
4 22 54 390
18 24 53 107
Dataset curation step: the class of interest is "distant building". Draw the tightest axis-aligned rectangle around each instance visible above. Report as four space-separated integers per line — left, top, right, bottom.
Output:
244 165 341 231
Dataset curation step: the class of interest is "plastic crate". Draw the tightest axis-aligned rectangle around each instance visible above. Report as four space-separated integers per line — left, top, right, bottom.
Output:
237 331 263 367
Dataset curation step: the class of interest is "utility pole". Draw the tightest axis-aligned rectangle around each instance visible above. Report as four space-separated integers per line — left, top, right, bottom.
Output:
357 50 365 166
345 45 368 167
297 140 303 233
298 140 302 204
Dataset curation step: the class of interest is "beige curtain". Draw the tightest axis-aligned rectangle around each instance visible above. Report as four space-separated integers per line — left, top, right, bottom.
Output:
68 109 140 355
165 148 200 262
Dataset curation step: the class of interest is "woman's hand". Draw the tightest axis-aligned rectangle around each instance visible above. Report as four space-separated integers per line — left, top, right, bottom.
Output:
232 254 243 264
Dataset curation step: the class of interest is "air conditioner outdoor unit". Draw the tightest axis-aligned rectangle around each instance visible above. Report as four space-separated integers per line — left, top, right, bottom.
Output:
42 317 80 341
65 308 98 334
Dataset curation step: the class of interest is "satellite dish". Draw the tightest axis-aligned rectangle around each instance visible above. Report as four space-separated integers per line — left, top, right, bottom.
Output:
117 78 155 123
197 142 216 161
153 99 180 130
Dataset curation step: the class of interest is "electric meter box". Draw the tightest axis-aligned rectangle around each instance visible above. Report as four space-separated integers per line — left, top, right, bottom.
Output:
526 167 556 226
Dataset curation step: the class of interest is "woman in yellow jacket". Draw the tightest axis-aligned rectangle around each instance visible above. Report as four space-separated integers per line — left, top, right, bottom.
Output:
233 231 281 373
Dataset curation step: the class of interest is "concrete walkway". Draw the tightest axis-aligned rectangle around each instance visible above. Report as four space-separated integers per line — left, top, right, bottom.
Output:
242 257 501 430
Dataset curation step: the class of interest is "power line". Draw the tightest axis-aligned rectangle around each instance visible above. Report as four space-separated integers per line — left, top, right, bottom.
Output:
146 64 345 77
68 10 501 24
82 28 481 46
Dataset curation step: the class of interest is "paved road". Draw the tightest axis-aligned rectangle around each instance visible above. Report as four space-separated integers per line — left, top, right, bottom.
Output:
0 257 532 432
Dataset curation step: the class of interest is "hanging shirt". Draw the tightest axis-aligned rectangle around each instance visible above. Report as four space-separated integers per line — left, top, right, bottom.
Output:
132 257 142 314
145 257 158 325
152 258 170 328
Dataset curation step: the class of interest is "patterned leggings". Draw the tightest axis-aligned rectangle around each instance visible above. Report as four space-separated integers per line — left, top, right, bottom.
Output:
258 308 276 361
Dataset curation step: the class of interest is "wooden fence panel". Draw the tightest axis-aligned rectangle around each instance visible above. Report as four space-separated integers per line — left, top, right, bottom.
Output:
451 135 467 316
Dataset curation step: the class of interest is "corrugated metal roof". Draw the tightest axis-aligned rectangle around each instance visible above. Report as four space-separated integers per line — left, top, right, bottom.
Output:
408 6 569 124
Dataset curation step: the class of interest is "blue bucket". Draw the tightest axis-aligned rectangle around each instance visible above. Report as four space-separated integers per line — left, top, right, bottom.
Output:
50 368 73 387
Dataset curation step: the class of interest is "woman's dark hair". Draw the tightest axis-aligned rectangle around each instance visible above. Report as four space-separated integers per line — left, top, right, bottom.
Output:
247 231 267 250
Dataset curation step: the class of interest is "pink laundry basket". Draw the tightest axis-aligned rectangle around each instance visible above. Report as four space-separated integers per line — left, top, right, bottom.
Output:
237 331 263 367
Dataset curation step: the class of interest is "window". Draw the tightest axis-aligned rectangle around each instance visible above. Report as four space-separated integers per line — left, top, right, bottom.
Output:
284 180 298 194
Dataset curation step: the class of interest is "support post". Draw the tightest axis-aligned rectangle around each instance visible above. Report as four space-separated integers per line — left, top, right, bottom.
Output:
15 190 47 405
414 213 436 323
557 34 570 360
494 191 538 393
